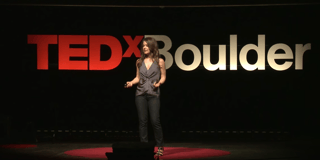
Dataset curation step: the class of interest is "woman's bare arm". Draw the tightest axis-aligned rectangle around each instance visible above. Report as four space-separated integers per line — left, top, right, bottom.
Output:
126 59 140 88
154 58 166 87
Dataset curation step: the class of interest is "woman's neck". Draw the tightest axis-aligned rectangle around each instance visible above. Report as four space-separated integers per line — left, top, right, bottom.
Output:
145 54 152 60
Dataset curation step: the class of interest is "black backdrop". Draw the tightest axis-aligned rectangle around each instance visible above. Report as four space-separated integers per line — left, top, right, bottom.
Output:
1 2 320 138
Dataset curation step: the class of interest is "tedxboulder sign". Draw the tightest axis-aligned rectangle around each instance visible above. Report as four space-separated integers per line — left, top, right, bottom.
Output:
28 35 311 71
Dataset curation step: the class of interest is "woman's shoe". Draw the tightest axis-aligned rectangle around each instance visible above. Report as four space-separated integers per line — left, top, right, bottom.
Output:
155 146 164 156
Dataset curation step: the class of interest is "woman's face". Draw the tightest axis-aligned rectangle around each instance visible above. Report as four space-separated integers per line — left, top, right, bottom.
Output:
142 41 150 55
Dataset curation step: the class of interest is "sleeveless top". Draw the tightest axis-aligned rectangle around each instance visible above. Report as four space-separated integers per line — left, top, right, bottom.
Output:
136 60 161 97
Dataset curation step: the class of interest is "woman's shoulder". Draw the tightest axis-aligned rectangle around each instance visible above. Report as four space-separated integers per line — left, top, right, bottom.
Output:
136 58 142 67
159 58 165 63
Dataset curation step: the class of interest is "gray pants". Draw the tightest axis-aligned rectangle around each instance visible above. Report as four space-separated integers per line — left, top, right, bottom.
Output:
135 94 164 147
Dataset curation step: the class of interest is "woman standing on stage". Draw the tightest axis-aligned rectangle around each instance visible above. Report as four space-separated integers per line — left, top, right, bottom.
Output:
125 37 166 156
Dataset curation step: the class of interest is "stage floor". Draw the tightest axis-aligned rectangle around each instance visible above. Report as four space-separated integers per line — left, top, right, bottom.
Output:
0 139 318 160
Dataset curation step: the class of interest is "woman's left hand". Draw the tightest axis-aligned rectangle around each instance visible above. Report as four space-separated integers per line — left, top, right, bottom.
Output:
153 82 161 88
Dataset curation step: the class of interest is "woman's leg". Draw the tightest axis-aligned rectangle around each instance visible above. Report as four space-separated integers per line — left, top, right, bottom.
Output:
147 95 164 147
135 95 149 142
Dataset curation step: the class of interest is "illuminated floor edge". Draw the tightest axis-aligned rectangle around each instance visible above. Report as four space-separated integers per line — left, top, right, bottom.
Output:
0 140 318 160
64 147 230 159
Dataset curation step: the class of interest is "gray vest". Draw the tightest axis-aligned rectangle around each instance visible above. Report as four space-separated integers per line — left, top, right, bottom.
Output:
136 61 161 97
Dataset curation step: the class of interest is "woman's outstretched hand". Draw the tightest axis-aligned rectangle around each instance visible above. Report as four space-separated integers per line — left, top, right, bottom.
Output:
153 82 160 88
125 81 133 88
